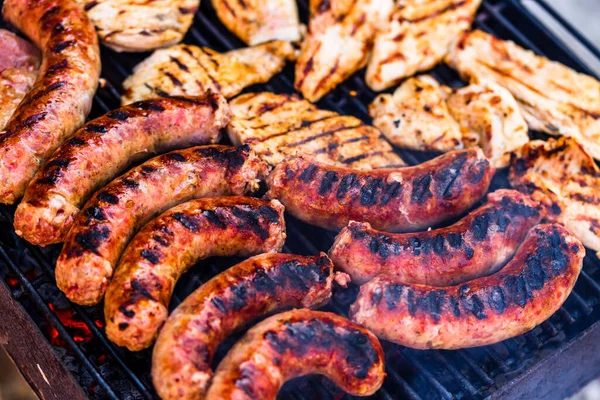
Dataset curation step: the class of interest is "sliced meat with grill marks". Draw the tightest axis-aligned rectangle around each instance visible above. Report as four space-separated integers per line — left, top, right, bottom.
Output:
121 41 295 105
76 0 200 52
366 0 481 91
211 0 301 45
228 92 405 170
295 0 394 102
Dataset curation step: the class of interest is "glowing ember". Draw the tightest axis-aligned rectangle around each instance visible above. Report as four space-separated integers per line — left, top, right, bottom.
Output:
47 304 93 345
5 277 18 287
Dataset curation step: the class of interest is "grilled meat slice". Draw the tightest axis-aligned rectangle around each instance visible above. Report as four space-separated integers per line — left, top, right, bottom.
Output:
447 29 600 159
366 0 481 91
76 0 199 52
369 75 464 152
447 82 529 168
228 92 405 169
211 0 301 45
121 41 295 105
295 0 394 102
509 137 600 257
0 30 40 130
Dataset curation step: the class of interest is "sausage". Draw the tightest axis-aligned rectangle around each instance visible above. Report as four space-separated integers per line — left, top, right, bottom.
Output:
14 94 230 246
266 148 494 232
349 224 584 349
152 253 350 400
204 309 385 400
0 0 100 204
105 197 287 351
330 189 543 285
56 145 266 305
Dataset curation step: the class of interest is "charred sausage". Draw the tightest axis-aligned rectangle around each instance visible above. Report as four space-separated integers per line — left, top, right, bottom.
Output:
152 253 350 400
14 94 230 246
204 309 385 400
266 148 494 232
105 197 287 351
56 145 266 305
350 224 584 349
1 0 100 204
330 189 542 285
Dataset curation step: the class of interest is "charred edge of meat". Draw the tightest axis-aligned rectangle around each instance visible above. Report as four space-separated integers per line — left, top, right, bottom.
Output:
69 225 111 257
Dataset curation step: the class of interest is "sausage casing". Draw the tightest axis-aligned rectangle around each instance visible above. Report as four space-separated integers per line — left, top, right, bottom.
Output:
205 309 385 400
330 189 542 285
266 148 493 231
1 0 100 203
56 145 265 305
152 253 348 400
350 224 584 349
105 197 286 351
14 94 230 245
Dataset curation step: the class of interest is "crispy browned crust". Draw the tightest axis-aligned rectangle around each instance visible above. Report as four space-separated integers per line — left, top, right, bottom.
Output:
266 148 494 232
56 145 266 306
152 253 344 400
205 309 385 399
105 197 287 351
14 94 229 246
0 0 100 204
350 224 584 349
330 189 542 285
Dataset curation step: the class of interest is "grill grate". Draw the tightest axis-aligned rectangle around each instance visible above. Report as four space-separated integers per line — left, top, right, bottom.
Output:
1 0 600 399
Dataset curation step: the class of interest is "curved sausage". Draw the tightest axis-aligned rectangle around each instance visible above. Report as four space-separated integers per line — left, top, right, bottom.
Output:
105 197 287 351
14 94 230 246
204 309 385 400
56 145 266 305
266 148 494 232
330 189 543 285
152 253 350 400
349 224 584 349
1 0 100 204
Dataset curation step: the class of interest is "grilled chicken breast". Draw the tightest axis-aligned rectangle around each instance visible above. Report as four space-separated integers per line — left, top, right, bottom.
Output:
77 0 199 52
447 30 600 159
295 0 394 102
369 75 464 152
121 41 294 104
366 0 481 91
228 92 405 170
509 137 600 258
0 30 40 130
211 0 301 45
447 82 529 168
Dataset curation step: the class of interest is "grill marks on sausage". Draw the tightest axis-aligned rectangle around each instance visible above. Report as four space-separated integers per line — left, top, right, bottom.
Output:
434 153 468 198
411 174 432 203
193 145 249 171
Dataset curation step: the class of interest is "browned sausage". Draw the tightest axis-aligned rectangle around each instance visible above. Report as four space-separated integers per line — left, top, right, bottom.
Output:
14 94 230 246
330 189 542 285
56 145 266 305
1 0 100 204
204 309 385 400
151 253 350 400
349 224 584 349
266 148 494 231
105 197 287 351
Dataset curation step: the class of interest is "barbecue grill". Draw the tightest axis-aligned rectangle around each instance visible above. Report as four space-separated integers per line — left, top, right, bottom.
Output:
1 0 600 399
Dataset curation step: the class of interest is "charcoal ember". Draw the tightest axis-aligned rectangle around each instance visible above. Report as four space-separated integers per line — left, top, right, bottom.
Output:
38 282 70 309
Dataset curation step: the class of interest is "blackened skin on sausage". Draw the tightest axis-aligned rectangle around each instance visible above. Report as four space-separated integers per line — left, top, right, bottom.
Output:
330 189 543 285
152 253 349 400
205 309 385 400
350 224 584 349
266 148 494 232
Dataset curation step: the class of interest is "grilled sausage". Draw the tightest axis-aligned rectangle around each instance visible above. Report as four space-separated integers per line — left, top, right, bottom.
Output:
266 148 494 232
350 224 584 349
0 0 100 204
56 145 266 305
14 94 230 246
330 189 543 285
205 309 385 400
105 197 287 351
152 253 350 400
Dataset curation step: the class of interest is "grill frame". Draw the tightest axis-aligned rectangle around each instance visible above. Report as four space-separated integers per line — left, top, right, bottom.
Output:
1 0 600 399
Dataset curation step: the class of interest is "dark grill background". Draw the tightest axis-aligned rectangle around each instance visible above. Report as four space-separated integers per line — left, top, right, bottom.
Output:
1 0 600 399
